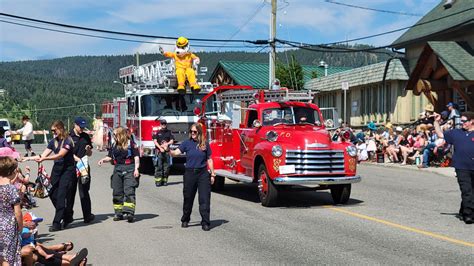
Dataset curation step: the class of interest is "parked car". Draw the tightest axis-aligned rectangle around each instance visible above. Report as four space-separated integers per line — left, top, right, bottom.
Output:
0 118 12 143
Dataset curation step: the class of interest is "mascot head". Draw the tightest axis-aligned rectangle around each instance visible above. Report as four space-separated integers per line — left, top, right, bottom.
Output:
175 36 190 56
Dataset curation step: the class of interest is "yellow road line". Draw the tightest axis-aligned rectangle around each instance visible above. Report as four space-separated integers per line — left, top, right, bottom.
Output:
324 206 474 248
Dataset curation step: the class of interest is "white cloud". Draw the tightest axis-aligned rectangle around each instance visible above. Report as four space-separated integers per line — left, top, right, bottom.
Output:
132 38 175 54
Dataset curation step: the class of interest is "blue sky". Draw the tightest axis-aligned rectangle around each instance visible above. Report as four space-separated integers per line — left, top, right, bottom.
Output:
0 0 440 62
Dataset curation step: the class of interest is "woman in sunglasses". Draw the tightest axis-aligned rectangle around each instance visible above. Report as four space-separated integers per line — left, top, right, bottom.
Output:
169 123 215 231
434 111 474 225
24 120 76 232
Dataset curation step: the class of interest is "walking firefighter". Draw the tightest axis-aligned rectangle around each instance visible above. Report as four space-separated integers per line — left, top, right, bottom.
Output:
98 127 140 223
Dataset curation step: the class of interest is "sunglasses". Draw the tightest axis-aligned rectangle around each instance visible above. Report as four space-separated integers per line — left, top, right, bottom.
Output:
190 130 198 134
50 128 57 132
461 119 469 123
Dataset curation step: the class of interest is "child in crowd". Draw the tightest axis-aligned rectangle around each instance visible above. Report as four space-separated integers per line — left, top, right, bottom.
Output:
21 212 56 260
0 155 23 266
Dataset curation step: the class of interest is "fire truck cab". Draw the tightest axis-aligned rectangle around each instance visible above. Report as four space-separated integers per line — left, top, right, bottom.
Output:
198 86 361 207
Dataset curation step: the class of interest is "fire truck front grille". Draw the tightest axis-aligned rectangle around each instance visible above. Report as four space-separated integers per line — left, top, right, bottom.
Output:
285 150 345 175
169 122 195 143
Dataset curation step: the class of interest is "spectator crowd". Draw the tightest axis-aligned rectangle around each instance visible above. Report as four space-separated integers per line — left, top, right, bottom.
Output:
337 103 464 169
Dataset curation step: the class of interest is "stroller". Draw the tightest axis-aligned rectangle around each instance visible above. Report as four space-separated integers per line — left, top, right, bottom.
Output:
33 163 52 199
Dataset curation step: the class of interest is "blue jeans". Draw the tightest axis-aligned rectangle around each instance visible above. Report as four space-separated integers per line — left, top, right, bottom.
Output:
422 143 436 167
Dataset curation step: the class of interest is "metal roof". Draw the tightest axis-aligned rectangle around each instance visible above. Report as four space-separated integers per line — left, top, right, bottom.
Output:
211 60 351 89
391 1 474 48
304 59 409 91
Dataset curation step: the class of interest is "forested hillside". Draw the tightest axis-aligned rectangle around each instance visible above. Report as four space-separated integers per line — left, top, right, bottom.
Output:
0 45 393 129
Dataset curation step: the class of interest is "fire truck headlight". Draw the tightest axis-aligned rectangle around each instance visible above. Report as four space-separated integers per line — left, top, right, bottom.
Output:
346 146 357 157
272 145 283 157
266 131 278 142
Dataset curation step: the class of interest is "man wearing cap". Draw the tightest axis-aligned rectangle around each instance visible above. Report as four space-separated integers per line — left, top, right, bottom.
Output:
64 117 95 225
434 111 474 224
152 119 174 186
447 102 461 129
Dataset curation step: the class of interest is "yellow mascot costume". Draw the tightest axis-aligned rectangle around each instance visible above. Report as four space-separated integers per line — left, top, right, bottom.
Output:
160 37 200 94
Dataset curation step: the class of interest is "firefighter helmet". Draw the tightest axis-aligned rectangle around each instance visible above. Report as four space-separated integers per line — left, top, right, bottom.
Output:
176 37 189 48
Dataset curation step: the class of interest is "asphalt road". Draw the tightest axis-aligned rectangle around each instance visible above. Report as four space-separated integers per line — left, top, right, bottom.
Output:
18 144 473 265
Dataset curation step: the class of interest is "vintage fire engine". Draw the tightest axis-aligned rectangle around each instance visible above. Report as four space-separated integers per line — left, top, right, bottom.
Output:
196 86 361 207
102 59 214 169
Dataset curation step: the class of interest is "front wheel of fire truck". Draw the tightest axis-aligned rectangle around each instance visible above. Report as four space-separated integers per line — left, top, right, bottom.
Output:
211 176 225 191
330 184 351 205
257 164 278 207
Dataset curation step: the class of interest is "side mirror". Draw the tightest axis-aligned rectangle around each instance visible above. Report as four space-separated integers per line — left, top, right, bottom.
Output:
193 107 201 116
252 120 262 128
324 119 334 128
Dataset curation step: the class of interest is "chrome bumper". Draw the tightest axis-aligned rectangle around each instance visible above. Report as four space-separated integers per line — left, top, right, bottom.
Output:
273 175 361 186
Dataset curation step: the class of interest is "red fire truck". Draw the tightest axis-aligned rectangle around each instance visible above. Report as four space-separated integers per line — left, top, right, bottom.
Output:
102 59 214 170
195 86 361 207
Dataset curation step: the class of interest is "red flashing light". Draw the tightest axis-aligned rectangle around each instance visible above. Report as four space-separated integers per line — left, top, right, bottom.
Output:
342 131 351 140
193 107 201 116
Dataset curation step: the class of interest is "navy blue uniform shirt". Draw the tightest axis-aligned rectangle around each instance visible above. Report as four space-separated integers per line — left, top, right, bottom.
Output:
444 129 474 170
70 129 93 158
178 139 211 169
152 128 175 144
107 141 139 165
47 137 75 165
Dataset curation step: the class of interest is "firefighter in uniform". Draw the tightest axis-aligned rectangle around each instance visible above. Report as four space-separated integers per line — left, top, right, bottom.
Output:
169 123 216 231
159 36 200 94
98 127 140 223
153 119 174 187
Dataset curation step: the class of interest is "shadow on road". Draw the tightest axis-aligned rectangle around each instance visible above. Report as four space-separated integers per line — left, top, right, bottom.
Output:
65 213 114 229
213 182 364 208
210 219 229 229
134 213 159 222
213 183 260 203
440 212 463 221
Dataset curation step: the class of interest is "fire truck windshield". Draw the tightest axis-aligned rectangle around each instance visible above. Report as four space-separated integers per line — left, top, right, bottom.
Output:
140 94 205 117
262 106 321 126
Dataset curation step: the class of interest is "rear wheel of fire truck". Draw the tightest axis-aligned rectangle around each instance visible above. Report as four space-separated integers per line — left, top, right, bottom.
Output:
211 176 225 191
330 184 351 204
258 164 278 207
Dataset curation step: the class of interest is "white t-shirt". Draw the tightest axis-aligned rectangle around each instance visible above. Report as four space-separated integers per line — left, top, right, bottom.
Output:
18 121 34 140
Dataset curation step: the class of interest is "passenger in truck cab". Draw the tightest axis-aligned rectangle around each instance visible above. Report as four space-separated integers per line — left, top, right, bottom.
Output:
169 123 216 231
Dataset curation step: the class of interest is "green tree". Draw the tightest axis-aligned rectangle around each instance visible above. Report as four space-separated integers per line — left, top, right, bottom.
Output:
276 55 303 90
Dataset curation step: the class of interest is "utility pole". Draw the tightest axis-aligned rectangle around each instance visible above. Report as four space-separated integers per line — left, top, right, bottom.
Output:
269 0 277 89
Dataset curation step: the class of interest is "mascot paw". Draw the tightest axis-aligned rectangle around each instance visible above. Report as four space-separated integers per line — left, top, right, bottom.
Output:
177 88 186 95
192 88 201 94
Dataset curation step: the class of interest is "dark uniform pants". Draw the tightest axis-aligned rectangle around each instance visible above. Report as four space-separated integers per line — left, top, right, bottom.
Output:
49 164 75 228
181 168 211 226
65 166 92 222
456 169 474 219
154 152 171 182
111 164 138 215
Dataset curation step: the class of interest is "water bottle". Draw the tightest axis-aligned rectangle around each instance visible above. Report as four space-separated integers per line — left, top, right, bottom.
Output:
415 156 421 166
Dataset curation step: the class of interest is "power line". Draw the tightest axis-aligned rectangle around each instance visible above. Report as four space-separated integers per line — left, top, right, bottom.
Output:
217 1 266 51
324 0 423 17
0 19 261 49
0 12 263 45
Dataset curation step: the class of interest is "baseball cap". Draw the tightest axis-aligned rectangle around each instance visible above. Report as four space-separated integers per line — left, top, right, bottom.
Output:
0 147 20 160
159 119 167 125
74 117 87 129
446 102 454 107
23 212 43 223
395 126 403 132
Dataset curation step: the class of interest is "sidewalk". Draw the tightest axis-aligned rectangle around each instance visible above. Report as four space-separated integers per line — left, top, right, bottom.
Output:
361 161 456 178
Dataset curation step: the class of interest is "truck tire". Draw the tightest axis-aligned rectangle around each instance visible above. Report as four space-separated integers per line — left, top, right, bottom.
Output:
330 184 351 204
211 176 225 191
258 164 278 207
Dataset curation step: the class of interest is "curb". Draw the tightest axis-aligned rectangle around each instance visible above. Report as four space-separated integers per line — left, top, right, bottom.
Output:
360 162 456 178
